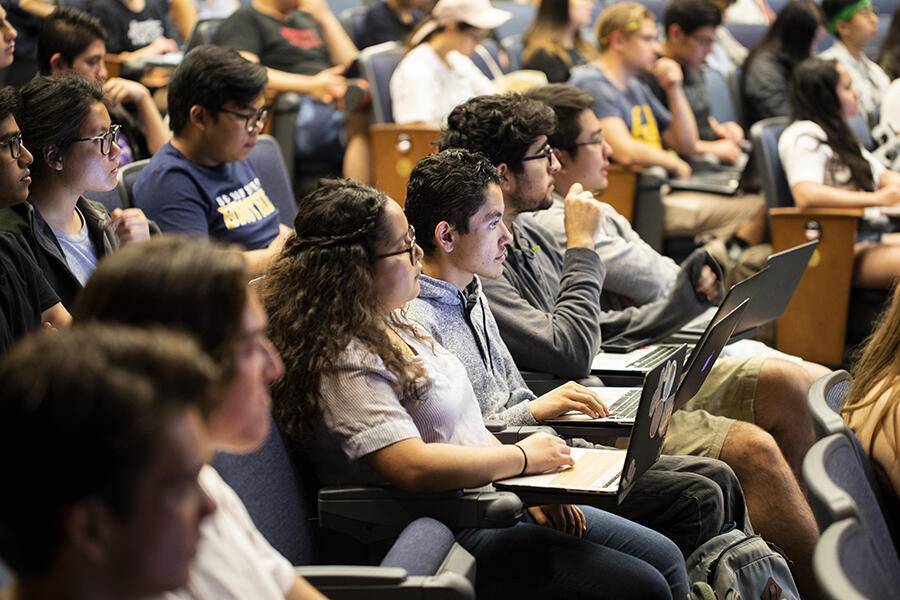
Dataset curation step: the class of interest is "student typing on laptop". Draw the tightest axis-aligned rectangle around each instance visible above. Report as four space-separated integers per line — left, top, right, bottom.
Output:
262 178 689 599
405 148 750 556
440 91 824 598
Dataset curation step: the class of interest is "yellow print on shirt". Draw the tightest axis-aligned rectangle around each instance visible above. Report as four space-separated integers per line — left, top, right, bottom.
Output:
215 178 276 230
631 105 663 149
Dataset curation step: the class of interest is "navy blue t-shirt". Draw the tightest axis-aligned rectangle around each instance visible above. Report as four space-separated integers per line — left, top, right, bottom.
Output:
133 142 280 250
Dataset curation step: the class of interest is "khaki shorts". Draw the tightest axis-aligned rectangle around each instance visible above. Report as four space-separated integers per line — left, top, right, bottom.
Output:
663 191 765 239
662 356 765 459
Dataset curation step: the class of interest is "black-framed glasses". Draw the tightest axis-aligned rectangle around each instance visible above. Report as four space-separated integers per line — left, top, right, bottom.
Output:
568 132 606 150
72 124 121 156
521 144 555 166
375 224 417 265
220 105 271 133
0 131 22 160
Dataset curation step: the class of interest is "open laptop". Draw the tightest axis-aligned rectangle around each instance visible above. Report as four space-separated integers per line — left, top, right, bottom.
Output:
548 301 746 429
679 240 818 336
494 356 683 505
668 152 750 196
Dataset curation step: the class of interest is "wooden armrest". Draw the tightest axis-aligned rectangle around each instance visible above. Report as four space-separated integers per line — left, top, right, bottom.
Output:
370 124 441 206
769 208 861 365
597 164 641 222
105 55 124 79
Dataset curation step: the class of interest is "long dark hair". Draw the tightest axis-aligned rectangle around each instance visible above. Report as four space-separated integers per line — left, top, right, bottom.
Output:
877 3 900 79
262 179 430 446
790 58 875 191
743 0 823 86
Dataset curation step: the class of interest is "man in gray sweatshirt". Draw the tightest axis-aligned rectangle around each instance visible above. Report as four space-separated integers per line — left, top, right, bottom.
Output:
434 95 823 596
405 148 748 555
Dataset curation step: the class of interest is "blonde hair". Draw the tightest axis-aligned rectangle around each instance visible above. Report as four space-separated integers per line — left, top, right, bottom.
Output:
522 0 597 67
595 2 654 50
845 283 900 463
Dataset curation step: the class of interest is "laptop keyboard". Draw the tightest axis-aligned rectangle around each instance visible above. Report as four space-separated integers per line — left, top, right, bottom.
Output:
608 389 641 419
626 345 680 369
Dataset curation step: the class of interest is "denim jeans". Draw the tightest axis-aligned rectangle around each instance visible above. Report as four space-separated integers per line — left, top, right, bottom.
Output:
456 504 688 599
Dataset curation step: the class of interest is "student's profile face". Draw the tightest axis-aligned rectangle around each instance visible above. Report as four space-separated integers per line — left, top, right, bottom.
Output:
108 408 215 594
206 94 266 163
678 25 716 69
68 39 109 83
0 115 34 208
568 0 594 30
562 109 611 194
835 61 860 119
506 136 559 213
450 183 512 280
623 18 661 72
0 5 17 69
206 288 283 453
63 101 120 193
840 4 879 47
374 199 424 312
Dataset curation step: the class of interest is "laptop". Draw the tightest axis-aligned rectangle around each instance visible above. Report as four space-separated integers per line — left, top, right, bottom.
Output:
679 240 818 336
494 356 682 505
548 301 746 429
668 152 750 196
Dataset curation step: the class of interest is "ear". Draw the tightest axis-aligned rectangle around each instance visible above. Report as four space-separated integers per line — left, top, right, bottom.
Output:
48 53 69 75
495 162 515 193
188 105 208 131
64 498 116 565
667 23 683 42
434 220 456 253
44 145 64 171
553 147 571 173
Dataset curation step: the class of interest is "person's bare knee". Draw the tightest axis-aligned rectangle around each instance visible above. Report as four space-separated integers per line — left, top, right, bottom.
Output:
753 358 809 429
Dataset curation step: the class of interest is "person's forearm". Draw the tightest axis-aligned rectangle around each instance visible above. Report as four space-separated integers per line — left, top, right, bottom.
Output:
664 85 698 155
18 0 54 17
315 12 358 66
368 439 526 492
792 181 883 208
879 170 900 187
134 93 171 154
264 66 319 94
41 303 71 329
618 138 685 172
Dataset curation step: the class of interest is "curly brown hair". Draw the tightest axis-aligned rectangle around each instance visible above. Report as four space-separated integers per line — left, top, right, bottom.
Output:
262 179 431 446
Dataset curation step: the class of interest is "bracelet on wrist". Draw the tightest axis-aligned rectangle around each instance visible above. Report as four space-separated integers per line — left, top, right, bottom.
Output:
514 443 528 476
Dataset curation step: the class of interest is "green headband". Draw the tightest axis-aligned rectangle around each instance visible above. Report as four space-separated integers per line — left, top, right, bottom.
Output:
827 0 871 36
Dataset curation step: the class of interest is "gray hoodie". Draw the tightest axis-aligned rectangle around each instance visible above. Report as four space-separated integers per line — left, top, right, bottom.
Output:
407 274 539 426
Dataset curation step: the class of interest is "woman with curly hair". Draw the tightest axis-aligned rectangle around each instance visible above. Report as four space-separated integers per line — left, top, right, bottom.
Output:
778 57 900 289
262 178 689 600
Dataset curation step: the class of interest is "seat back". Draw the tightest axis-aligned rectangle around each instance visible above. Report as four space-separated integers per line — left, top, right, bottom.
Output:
117 159 150 209
703 66 739 125
491 2 537 40
248 134 298 227
724 23 767 49
749 116 792 208
211 415 319 566
83 187 125 214
358 41 405 124
802 433 900 579
848 113 875 150
501 34 524 71
808 370 852 440
186 18 225 52
814 518 898 600
470 39 506 80
640 0 670 21
339 6 368 46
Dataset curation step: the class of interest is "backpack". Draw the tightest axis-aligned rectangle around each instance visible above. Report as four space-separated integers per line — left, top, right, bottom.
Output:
686 529 800 600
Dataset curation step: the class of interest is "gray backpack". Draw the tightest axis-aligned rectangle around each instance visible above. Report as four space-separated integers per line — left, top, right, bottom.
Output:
686 529 800 600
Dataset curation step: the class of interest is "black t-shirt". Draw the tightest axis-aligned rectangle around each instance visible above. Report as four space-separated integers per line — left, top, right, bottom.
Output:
639 64 717 141
216 6 332 76
0 232 59 354
524 47 586 84
91 0 179 54
355 1 423 50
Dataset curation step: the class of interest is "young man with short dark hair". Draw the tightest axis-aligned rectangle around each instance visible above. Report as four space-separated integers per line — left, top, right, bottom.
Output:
639 0 747 165
404 147 749 556
819 0 889 126
132 45 291 277
0 325 217 600
0 85 68 352
440 91 822 597
37 7 170 164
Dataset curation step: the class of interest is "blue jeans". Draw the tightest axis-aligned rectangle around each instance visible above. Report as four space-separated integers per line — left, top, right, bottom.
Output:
456 504 688 599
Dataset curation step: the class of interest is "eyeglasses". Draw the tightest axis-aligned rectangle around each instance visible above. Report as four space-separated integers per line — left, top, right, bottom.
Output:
375 224 417 265
569 132 606 150
0 131 22 160
521 144 555 166
220 105 271 133
71 124 121 156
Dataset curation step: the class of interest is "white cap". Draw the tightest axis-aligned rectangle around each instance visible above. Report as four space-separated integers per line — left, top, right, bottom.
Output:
410 0 511 46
